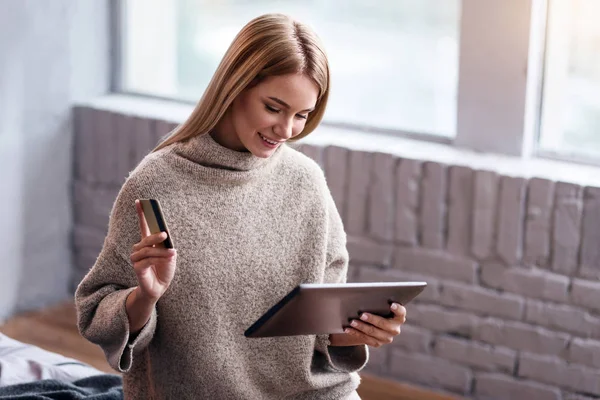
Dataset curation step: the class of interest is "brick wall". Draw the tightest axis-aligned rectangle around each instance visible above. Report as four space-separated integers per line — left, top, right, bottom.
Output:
72 106 600 400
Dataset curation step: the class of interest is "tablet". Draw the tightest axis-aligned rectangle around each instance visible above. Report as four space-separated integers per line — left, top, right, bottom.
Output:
244 282 427 338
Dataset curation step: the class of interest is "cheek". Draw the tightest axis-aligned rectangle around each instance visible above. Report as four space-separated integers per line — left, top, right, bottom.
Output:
252 110 283 133
252 112 274 130
232 99 256 135
236 102 273 133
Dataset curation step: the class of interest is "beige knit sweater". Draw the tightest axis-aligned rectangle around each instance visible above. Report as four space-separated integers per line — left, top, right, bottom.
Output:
75 132 369 399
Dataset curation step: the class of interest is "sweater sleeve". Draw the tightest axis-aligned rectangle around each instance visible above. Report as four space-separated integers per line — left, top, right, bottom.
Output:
314 189 369 373
74 176 157 373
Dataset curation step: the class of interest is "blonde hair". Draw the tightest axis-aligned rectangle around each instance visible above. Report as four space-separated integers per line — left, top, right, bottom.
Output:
154 13 330 151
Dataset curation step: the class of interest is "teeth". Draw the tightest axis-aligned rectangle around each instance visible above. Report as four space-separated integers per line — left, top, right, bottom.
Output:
260 133 278 145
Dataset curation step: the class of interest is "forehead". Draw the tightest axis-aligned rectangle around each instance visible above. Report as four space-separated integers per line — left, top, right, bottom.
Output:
254 74 319 108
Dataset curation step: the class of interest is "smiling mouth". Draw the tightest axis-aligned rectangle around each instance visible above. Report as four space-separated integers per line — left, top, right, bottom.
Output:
258 132 282 146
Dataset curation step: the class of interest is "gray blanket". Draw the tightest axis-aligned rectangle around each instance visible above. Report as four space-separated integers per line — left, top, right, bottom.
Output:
0 374 123 399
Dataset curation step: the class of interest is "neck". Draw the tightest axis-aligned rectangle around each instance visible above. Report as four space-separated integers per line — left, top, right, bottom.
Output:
211 111 248 152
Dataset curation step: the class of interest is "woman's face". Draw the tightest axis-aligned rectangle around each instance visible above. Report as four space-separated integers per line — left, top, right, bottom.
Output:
216 73 319 158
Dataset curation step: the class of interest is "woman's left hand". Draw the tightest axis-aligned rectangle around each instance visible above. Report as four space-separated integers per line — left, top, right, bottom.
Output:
328 303 407 348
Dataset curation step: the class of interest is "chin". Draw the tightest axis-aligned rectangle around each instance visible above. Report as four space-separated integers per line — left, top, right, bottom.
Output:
250 148 276 159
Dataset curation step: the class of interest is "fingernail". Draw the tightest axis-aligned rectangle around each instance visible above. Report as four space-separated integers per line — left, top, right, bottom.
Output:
351 320 358 327
344 328 350 334
360 313 368 321
392 303 398 310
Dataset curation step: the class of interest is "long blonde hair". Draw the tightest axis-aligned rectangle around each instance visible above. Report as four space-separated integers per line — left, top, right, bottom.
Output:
154 13 330 151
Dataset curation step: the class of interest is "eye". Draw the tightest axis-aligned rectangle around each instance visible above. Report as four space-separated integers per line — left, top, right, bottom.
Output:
296 114 308 120
265 104 280 113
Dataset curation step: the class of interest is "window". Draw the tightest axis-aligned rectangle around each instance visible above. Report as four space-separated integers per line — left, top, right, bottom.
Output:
121 0 461 138
118 0 600 163
539 0 600 160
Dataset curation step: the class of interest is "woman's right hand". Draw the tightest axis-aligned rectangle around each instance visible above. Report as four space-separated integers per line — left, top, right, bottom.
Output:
130 199 177 302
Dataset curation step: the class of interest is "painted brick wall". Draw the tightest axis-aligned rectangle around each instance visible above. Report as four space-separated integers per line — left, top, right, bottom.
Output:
72 106 600 400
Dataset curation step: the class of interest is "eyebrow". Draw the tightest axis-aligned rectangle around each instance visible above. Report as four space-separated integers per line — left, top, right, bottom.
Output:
267 97 315 113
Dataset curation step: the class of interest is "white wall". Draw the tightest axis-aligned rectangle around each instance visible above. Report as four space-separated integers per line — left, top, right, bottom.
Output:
0 0 110 321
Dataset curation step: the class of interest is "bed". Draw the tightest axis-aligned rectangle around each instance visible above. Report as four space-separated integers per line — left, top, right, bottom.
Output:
0 333 123 399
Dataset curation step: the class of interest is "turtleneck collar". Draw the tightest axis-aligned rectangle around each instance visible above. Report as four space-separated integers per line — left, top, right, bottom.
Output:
167 133 285 184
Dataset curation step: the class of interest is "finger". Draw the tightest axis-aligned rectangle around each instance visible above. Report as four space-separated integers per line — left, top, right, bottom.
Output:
135 200 151 239
358 312 402 335
133 257 169 272
390 303 407 323
133 232 168 252
349 319 394 344
131 246 175 263
344 327 383 348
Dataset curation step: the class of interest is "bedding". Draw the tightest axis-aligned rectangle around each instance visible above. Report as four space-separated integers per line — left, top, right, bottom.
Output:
0 374 123 399
0 333 123 399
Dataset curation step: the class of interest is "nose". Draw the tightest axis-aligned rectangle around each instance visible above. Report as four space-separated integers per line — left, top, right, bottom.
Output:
273 118 293 140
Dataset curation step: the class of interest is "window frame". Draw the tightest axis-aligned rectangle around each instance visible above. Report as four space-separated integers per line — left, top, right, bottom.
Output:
109 0 124 94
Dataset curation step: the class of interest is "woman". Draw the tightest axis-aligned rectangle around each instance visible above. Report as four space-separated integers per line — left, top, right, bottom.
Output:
75 13 406 400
